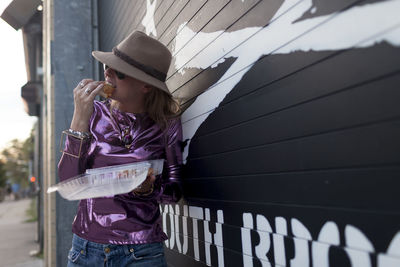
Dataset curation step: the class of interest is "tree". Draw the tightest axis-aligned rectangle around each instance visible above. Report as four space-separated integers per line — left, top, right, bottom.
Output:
0 125 35 189
0 160 6 188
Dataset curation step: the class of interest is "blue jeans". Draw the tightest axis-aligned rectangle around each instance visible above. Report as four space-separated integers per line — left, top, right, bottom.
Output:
67 234 167 267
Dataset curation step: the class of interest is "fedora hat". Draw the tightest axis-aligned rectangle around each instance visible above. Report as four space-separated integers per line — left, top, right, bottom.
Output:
92 31 172 94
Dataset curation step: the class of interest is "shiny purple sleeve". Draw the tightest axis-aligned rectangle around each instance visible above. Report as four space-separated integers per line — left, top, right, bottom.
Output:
58 135 91 182
154 118 183 204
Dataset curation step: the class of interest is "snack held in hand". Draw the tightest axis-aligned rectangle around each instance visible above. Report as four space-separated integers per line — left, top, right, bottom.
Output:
102 82 115 98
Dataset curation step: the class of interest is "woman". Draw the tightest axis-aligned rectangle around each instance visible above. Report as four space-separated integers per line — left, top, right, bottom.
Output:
58 31 183 267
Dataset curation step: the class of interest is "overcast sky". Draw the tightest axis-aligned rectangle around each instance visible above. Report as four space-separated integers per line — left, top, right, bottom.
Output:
0 17 37 150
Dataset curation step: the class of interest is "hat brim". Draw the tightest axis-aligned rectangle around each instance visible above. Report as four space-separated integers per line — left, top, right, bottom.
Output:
92 51 170 94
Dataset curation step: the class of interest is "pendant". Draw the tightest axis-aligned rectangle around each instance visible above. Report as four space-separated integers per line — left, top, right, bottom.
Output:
125 143 132 149
122 127 133 149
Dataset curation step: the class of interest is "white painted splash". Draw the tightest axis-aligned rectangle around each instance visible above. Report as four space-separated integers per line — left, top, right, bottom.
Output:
291 218 312 240
310 6 317 14
344 226 375 267
175 0 400 162
345 225 375 252
142 0 157 37
164 206 400 267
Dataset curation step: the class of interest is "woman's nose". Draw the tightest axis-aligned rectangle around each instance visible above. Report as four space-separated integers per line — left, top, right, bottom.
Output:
104 67 112 77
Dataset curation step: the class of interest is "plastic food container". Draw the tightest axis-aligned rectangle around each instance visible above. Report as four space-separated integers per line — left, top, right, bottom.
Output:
47 159 164 200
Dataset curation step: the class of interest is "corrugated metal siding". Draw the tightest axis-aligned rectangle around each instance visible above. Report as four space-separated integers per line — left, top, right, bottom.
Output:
98 0 400 266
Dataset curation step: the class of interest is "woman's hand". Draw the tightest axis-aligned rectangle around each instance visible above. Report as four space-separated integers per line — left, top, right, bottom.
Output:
70 79 104 132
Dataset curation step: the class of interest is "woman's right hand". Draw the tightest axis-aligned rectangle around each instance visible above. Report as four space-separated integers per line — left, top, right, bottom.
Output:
70 79 104 133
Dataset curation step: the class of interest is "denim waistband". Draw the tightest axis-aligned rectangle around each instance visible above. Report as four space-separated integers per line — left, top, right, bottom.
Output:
72 234 136 256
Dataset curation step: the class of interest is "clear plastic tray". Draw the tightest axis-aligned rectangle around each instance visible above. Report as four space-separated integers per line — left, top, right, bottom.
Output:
47 159 164 200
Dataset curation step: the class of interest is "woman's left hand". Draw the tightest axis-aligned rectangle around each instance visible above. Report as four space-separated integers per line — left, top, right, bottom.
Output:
132 174 156 195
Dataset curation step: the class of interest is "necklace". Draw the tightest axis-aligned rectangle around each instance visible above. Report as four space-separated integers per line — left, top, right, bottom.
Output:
109 108 135 149
121 126 133 149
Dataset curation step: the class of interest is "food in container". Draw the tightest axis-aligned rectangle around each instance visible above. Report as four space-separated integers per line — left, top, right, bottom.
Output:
47 159 164 200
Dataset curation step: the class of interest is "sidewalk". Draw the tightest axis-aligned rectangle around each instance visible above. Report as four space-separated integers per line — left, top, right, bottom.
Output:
0 198 43 267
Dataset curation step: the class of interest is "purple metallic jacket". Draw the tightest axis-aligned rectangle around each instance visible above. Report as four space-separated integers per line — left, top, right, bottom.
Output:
58 100 183 244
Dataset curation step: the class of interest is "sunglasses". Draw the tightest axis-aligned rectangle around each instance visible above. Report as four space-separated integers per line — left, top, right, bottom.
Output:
103 65 126 80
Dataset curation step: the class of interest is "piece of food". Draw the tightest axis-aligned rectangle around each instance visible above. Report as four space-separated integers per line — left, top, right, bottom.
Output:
117 170 129 179
102 83 115 98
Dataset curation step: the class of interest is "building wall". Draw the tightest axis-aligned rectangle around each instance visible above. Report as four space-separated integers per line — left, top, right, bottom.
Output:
43 0 96 266
97 0 400 266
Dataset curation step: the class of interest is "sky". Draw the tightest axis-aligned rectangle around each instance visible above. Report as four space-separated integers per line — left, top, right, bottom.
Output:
0 10 37 150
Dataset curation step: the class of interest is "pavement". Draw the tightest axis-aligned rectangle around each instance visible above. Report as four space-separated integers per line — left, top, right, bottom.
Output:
0 198 43 267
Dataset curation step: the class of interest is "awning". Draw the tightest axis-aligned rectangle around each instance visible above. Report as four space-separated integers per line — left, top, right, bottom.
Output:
1 0 41 30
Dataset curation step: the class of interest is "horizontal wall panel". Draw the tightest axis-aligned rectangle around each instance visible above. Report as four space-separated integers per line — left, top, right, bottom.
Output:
188 41 400 139
188 72 400 158
164 226 400 267
127 1 148 34
168 0 265 73
182 166 400 212
155 0 190 40
166 0 230 53
163 207 400 254
164 200 400 255
166 0 291 96
162 202 400 266
98 0 144 50
118 1 145 43
159 0 208 45
181 30 400 127
149 0 175 33
168 0 380 101
294 0 382 21
186 119 400 177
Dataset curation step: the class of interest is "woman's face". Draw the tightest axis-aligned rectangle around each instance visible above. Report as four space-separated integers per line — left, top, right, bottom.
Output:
104 67 148 103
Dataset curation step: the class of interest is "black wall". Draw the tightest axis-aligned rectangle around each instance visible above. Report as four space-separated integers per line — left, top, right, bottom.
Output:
98 0 400 266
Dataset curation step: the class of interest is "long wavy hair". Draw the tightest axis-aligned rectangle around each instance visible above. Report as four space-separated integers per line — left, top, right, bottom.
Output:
110 86 181 129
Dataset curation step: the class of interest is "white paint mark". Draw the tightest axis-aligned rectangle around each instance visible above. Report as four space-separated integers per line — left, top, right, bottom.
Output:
345 247 373 267
378 232 400 267
241 213 254 266
273 217 287 266
142 0 157 37
168 205 175 249
345 225 375 252
318 221 340 244
215 211 225 267
189 206 204 261
256 215 273 232
204 208 213 266
174 204 189 254
174 26 259 74
161 205 169 247
291 218 312 240
217 210 224 224
312 221 340 267
291 237 310 267
255 215 273 267
386 232 400 257
275 216 288 235
344 225 374 267
310 6 317 14
174 0 400 162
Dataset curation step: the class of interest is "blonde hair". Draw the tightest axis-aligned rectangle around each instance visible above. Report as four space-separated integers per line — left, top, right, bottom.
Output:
144 87 181 129
109 86 180 129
